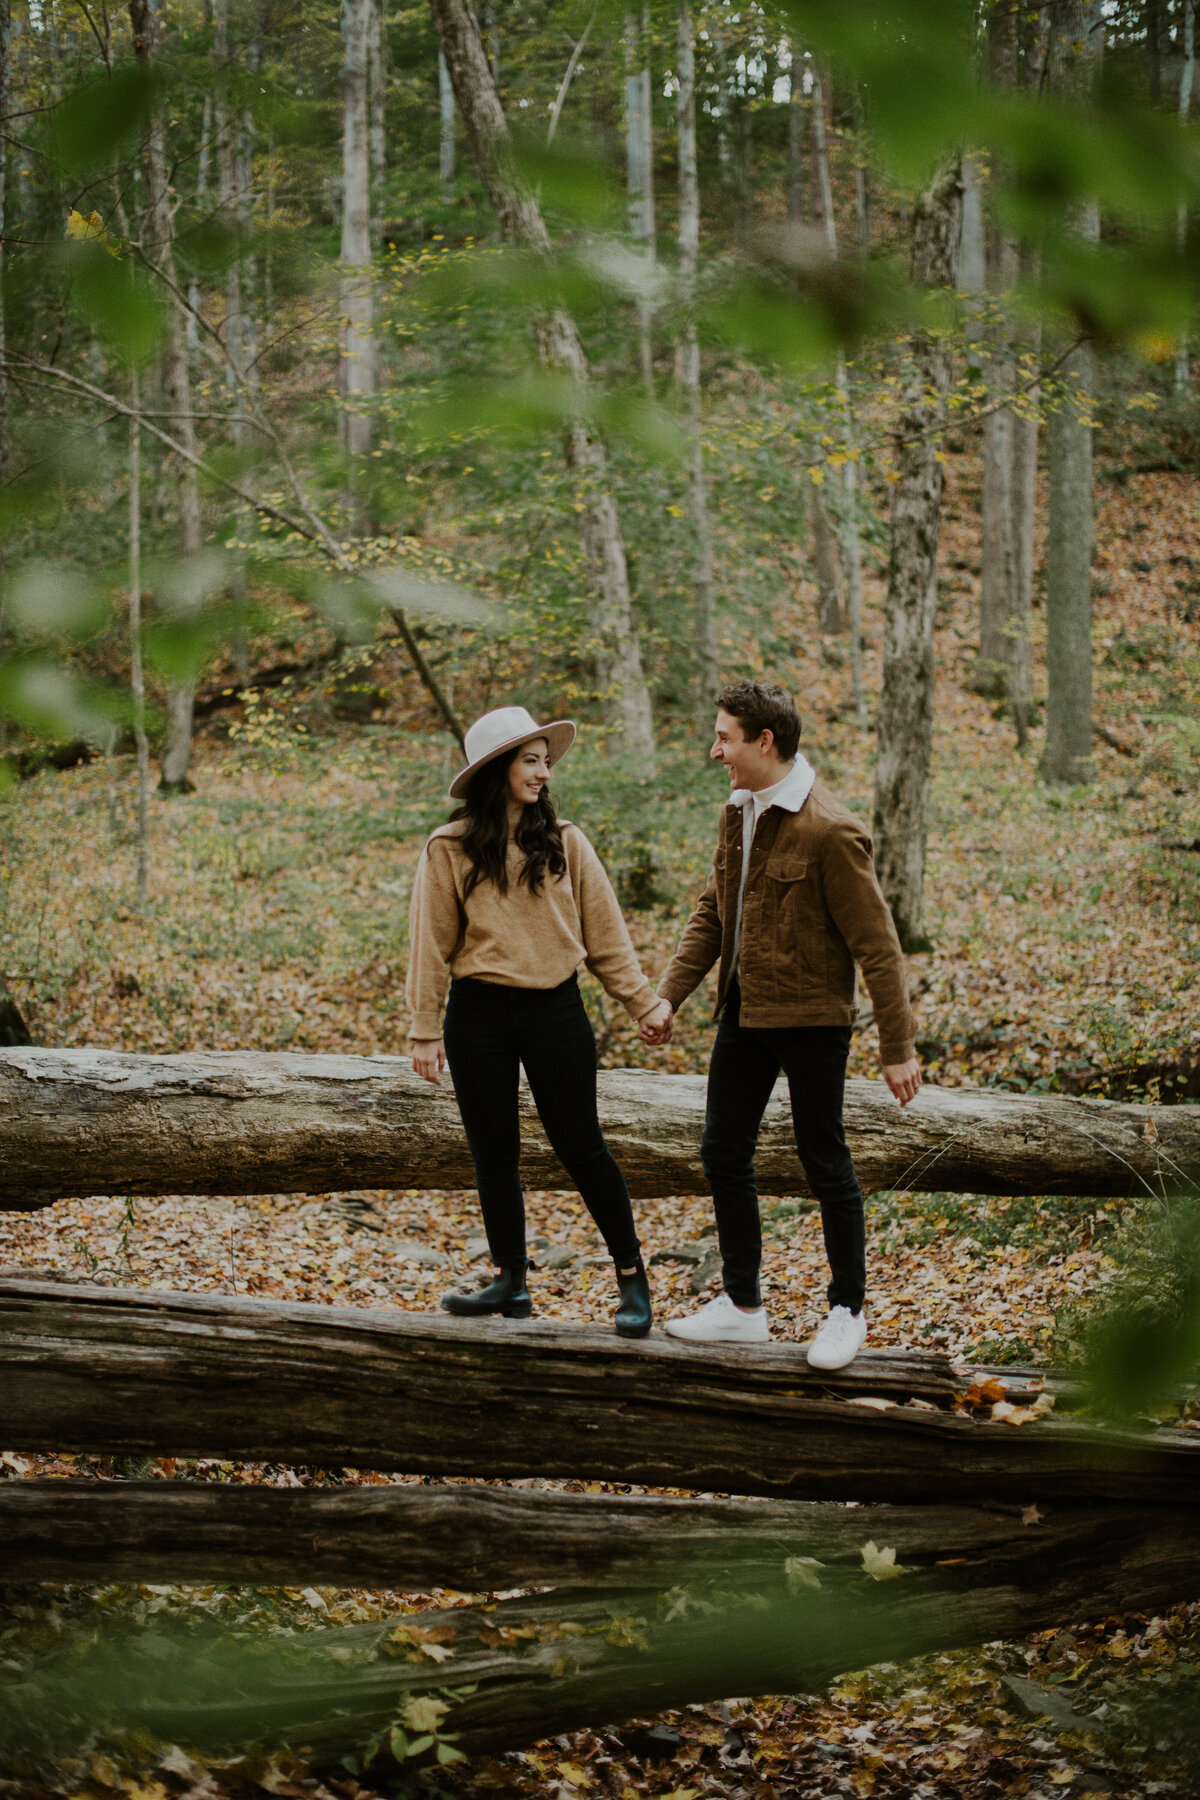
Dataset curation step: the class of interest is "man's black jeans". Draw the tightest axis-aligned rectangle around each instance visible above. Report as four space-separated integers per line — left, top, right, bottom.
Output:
701 977 866 1314
443 974 641 1270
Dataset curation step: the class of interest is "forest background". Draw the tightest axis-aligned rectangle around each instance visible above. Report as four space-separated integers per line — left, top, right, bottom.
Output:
1 0 1200 1795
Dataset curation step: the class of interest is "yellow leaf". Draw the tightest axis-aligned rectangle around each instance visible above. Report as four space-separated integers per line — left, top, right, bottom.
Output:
860 1540 903 1581
556 1762 591 1786
1049 1769 1077 1785
662 1790 701 1800
809 466 826 485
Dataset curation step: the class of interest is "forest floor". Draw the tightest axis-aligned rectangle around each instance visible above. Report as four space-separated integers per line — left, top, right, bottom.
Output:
1 457 1200 1798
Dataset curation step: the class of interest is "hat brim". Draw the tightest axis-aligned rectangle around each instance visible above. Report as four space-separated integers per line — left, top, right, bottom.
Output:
448 719 576 801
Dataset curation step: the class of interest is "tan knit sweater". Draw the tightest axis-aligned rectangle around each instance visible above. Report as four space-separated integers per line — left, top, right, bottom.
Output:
406 820 657 1040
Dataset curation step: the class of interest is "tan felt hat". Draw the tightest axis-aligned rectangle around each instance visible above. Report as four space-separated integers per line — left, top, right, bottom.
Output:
448 705 576 801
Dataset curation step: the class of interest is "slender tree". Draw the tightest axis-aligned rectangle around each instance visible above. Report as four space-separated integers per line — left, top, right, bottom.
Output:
1175 0 1195 399
1039 0 1103 787
340 0 376 467
625 6 655 393
676 0 716 700
873 158 964 950
128 369 150 906
368 0 387 232
438 51 455 185
430 0 656 769
129 0 204 795
785 41 805 223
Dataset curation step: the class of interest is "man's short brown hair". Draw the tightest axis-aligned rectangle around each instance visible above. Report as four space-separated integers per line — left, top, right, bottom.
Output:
715 680 802 761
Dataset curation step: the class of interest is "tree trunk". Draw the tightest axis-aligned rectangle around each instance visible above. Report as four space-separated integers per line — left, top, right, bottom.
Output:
128 370 150 906
431 0 655 770
438 50 455 183
1009 278 1040 746
1174 0 1195 398
809 483 845 633
872 161 964 949
809 59 836 255
2 1046 1195 1211
5 1503 1199 1766
624 7 655 392
368 0 386 233
1 1484 1192 1636
1039 2 1103 787
4 1278 1199 1505
786 44 805 221
676 1 717 702
129 0 203 796
340 0 375 466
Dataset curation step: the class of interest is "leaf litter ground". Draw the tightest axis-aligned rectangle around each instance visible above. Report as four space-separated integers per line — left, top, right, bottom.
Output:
1 458 1199 1798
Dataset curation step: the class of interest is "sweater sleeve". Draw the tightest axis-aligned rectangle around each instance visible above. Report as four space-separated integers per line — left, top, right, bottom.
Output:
405 835 464 1041
657 845 723 1012
570 830 658 1021
819 818 916 1065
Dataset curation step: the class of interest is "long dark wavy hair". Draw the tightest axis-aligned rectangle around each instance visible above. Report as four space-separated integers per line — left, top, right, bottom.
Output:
450 743 567 900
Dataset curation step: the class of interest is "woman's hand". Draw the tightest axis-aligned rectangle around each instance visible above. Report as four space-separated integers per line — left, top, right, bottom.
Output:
411 1039 447 1086
639 997 674 1045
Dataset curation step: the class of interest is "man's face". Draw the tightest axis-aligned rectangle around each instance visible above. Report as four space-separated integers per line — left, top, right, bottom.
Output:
711 708 772 790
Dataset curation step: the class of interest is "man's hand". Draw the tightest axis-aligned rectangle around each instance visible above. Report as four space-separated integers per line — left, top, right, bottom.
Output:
411 1039 446 1086
639 997 674 1045
882 1057 921 1106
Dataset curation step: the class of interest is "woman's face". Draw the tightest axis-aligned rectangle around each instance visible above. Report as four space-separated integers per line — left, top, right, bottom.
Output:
507 738 551 810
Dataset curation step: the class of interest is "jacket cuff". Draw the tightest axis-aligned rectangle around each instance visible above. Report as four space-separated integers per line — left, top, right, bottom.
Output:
409 1014 443 1042
625 980 659 1022
657 978 690 1012
879 1036 916 1067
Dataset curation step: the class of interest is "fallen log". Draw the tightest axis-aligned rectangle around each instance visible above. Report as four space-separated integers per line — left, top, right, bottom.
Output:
2 1502 1197 1764
0 1478 1078 1590
4 1279 1198 1505
1 1046 1193 1211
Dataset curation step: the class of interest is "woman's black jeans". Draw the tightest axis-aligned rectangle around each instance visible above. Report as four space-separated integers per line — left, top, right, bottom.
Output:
443 974 641 1269
700 977 866 1314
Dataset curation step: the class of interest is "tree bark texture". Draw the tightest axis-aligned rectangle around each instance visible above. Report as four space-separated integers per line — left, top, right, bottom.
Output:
430 0 655 770
0 1047 1194 1212
1040 0 1102 786
129 0 203 795
2 1482 1193 1620
675 1 717 700
872 160 964 950
437 49 455 184
809 483 845 632
4 1279 1200 1504
5 1503 1198 1765
340 0 375 461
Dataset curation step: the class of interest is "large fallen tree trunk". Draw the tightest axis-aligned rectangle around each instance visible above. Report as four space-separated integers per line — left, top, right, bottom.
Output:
3 1503 1198 1764
0 1478 1091 1590
4 1279 1197 1505
1 1046 1192 1211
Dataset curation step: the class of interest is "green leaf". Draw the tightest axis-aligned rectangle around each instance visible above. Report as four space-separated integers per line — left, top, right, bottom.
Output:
436 1741 466 1764
68 244 164 366
46 64 160 177
405 1734 435 1758
0 655 126 741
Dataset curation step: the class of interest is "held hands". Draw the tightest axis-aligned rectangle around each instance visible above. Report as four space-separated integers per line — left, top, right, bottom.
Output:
882 1057 922 1107
411 1039 446 1086
639 997 674 1046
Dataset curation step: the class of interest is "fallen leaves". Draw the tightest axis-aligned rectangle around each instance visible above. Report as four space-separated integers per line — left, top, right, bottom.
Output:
860 1541 903 1582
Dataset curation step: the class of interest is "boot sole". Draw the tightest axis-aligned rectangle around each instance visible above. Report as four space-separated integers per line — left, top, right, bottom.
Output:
615 1319 653 1339
442 1297 533 1320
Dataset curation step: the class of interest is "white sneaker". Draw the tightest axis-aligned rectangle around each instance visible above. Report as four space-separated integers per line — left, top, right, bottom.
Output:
806 1306 867 1370
664 1293 770 1344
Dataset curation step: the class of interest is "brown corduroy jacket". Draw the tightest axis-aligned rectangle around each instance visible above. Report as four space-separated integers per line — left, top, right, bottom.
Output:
658 779 916 1065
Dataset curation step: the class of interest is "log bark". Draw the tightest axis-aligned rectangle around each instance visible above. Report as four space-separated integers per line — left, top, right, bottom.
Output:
4 1501 1198 1764
0 1478 1108 1590
1 1047 1193 1211
3 1279 1198 1505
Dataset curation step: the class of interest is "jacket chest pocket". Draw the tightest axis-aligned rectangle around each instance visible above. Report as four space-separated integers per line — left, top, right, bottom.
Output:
766 856 808 886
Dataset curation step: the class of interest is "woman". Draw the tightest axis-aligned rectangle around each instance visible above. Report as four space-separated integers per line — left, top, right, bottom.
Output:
407 705 670 1336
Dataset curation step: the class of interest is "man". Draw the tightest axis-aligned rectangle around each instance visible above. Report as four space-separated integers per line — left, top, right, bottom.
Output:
641 679 920 1370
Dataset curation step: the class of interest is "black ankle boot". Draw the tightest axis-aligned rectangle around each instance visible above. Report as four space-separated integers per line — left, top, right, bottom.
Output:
442 1263 532 1320
614 1257 653 1339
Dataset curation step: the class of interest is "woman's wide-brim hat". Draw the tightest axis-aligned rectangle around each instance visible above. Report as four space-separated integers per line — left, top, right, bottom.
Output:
448 705 576 801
